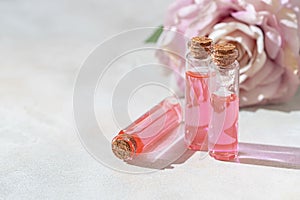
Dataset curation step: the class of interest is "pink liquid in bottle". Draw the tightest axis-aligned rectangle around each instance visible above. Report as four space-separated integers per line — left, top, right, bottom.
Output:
112 96 182 160
185 68 210 151
209 92 239 161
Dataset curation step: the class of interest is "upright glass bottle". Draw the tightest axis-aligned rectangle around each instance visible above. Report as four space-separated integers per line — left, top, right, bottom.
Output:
185 36 213 151
208 43 239 161
112 96 182 161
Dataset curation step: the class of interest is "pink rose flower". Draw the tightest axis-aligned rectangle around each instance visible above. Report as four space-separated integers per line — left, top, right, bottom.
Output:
158 0 300 107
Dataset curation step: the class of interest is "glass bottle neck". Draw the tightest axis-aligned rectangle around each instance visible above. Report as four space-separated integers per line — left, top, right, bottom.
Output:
210 60 240 96
216 60 239 70
186 53 212 69
186 52 211 61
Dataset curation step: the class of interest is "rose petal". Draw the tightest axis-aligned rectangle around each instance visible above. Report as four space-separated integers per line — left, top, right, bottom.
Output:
231 0 264 24
265 31 282 59
232 11 264 25
237 46 250 67
271 68 300 102
288 0 300 40
276 47 299 74
240 74 248 83
185 1 218 37
250 25 265 54
240 77 281 106
262 15 282 59
260 61 285 85
240 59 274 91
223 29 256 56
177 4 199 18
211 22 254 40
240 50 267 77
278 7 300 55
165 0 194 27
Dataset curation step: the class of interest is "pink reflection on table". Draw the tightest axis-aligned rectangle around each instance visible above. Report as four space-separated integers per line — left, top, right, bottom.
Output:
233 143 300 170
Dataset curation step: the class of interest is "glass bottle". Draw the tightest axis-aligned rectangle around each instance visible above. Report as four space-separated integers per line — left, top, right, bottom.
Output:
185 36 213 151
111 96 182 161
208 43 239 161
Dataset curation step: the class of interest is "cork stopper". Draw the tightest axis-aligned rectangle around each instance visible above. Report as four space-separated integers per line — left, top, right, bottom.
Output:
111 134 137 160
212 43 238 67
188 36 213 59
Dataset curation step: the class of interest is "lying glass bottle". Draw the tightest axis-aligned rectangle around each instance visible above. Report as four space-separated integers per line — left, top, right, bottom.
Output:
111 96 182 161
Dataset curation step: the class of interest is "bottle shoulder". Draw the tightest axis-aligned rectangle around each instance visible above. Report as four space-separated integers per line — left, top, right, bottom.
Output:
186 53 211 61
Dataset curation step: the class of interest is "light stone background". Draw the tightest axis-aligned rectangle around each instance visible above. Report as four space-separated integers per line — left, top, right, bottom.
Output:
1 0 300 199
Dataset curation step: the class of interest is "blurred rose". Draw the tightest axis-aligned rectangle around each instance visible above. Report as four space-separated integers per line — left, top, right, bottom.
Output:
157 0 300 106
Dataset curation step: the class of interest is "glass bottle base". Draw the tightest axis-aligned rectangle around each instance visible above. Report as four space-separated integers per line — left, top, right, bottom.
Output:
209 151 237 161
187 144 208 151
184 126 208 151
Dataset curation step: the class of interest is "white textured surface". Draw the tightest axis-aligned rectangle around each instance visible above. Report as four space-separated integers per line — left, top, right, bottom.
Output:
1 0 300 199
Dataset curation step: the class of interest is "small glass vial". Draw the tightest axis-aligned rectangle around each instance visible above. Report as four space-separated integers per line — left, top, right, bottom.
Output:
111 96 182 161
185 36 213 151
208 43 239 161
